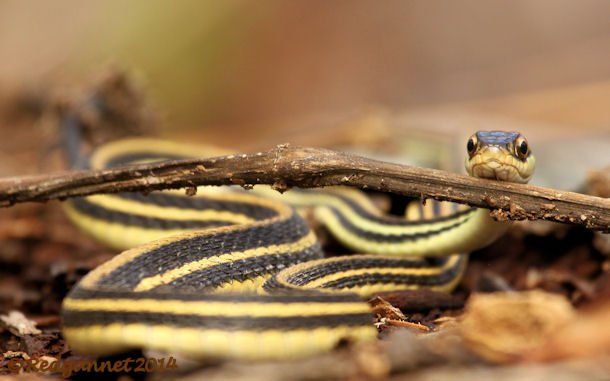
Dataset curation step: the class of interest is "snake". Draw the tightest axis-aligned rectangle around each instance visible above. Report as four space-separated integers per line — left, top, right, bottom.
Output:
60 131 535 360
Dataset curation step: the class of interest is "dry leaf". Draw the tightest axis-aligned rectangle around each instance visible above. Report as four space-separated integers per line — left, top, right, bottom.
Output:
459 290 575 363
526 300 610 362
369 296 408 321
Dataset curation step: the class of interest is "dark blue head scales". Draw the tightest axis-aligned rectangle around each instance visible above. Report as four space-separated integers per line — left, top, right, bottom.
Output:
475 131 520 146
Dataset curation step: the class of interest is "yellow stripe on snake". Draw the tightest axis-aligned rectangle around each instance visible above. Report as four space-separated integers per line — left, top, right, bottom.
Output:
61 131 535 360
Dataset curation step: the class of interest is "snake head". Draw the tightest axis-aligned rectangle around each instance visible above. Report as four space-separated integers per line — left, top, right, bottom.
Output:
464 131 536 184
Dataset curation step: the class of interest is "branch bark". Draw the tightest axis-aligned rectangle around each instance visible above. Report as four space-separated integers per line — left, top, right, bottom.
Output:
0 144 608 232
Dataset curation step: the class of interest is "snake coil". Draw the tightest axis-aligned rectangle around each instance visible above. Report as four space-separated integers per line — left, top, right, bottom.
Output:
61 131 535 360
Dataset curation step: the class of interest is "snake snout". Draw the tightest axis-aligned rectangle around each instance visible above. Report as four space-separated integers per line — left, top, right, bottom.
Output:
466 146 524 182
471 163 508 181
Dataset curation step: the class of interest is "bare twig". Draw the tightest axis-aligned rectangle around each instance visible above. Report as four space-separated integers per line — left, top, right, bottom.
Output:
0 144 608 232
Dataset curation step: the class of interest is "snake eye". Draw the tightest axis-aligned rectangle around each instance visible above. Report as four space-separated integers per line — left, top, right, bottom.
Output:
466 135 478 156
514 136 529 159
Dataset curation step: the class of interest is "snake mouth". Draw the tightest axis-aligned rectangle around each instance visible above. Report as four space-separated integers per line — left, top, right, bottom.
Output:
470 160 521 182
465 146 535 184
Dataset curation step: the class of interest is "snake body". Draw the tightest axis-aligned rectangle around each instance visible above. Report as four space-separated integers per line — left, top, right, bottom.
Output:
61 131 535 360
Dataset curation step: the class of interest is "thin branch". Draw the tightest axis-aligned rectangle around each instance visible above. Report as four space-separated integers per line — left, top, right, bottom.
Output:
0 144 608 232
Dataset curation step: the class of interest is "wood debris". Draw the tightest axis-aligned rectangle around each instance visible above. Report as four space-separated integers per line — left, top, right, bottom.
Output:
0 311 41 337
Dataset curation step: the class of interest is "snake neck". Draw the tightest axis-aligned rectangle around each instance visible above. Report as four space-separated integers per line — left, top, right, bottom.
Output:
439 207 511 253
318 205 510 257
263 187 510 257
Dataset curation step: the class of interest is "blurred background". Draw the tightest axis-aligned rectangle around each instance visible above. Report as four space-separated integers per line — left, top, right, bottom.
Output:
0 0 609 189
1 3 609 374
